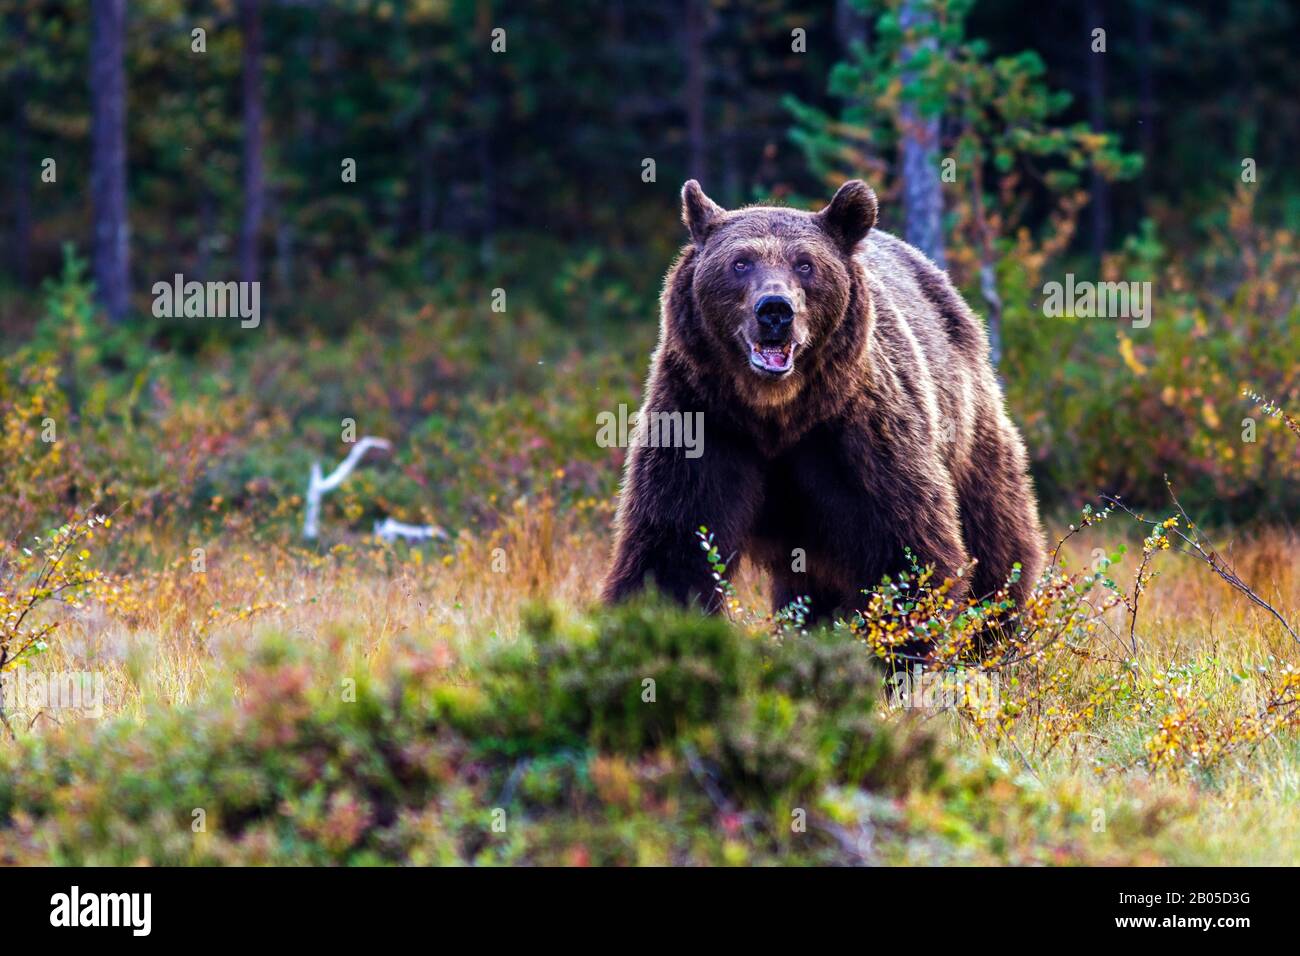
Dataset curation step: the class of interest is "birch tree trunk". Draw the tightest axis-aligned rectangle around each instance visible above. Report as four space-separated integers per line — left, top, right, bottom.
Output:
897 0 946 269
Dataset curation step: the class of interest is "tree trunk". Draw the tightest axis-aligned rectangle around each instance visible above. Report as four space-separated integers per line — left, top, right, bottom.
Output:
12 72 31 286
897 0 945 268
475 0 496 264
418 51 437 280
1135 0 1155 199
89 0 129 321
684 0 707 183
239 0 264 285
1086 0 1109 260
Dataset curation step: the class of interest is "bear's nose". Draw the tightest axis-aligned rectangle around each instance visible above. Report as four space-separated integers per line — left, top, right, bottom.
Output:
755 294 794 342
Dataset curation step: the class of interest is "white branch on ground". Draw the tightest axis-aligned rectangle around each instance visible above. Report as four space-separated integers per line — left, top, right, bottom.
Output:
374 517 448 543
302 437 392 540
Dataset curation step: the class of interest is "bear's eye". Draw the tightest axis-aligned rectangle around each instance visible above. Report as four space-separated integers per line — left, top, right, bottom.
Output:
795 260 813 275
733 259 751 274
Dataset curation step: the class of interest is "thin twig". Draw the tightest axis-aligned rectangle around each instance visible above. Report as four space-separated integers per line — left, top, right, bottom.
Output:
1102 483 1298 646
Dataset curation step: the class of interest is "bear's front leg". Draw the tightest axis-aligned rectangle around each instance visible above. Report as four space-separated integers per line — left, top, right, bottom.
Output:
787 419 973 624
854 461 974 666
602 424 762 610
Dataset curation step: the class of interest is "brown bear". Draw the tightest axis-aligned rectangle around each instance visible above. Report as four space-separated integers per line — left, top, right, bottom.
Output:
602 179 1044 640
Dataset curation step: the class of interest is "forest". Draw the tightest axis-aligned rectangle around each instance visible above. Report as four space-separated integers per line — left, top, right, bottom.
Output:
0 0 1298 868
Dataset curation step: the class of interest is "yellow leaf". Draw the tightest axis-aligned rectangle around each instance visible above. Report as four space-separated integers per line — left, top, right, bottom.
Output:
1117 333 1147 377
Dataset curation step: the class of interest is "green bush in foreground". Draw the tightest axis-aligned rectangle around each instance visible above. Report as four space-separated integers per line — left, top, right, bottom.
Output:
0 601 1173 865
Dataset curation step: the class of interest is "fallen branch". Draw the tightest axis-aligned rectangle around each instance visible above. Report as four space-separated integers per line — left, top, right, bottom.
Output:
302 437 392 541
374 517 448 543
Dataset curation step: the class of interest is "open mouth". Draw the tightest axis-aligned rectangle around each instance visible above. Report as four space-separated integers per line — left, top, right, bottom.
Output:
748 339 797 376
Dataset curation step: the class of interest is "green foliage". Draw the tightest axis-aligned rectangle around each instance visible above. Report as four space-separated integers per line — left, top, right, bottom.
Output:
789 0 1140 234
4 0 1300 298
0 599 1169 864
465 601 748 756
1006 191 1300 520
2 210 1297 551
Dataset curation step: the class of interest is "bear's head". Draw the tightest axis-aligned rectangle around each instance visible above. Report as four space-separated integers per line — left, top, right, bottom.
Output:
677 179 877 406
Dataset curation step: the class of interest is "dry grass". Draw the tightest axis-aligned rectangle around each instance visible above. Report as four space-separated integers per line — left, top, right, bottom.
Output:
11 506 1300 865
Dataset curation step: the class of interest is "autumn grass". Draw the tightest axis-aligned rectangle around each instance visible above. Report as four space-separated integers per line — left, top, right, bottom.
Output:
7 498 1297 864
933 524 1300 865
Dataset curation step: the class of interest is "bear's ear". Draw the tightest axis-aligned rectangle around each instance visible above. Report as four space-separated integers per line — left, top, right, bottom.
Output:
681 180 725 245
817 179 878 252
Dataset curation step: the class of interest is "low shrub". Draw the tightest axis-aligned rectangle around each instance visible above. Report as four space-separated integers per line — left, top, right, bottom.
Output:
0 600 1173 865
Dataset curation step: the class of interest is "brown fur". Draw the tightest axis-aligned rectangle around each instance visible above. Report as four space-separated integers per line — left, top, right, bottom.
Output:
602 180 1045 637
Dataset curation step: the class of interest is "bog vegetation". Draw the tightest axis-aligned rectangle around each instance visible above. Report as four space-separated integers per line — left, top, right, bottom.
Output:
1 223 1297 864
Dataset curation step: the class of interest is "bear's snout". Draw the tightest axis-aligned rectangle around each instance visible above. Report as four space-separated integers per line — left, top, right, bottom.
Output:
754 294 795 344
